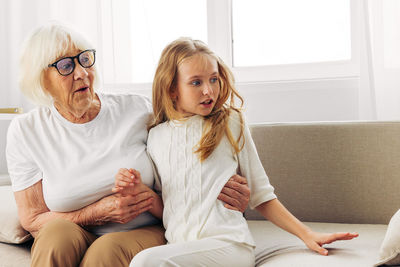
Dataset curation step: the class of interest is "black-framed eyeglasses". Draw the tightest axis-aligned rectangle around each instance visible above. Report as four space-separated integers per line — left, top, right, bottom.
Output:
48 49 96 76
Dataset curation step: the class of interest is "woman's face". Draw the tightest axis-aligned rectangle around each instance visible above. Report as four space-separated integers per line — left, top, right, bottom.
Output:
42 46 96 116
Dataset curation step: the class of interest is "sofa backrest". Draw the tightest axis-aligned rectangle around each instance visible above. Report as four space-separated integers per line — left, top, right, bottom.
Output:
245 121 400 224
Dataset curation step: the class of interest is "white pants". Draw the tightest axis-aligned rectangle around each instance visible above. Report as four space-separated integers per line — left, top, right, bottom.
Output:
129 238 255 267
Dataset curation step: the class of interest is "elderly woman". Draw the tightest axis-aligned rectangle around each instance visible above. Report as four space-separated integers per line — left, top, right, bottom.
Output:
6 23 250 267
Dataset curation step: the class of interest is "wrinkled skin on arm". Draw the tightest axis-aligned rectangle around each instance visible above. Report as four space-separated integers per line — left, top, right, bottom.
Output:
14 180 154 237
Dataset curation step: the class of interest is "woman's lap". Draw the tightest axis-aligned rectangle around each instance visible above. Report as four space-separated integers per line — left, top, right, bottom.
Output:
31 218 97 267
31 219 166 267
81 224 166 267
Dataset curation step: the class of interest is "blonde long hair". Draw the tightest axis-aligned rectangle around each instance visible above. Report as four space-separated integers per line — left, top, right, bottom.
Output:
150 37 245 161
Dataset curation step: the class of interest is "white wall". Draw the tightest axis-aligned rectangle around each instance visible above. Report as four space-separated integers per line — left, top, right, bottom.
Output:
238 78 359 123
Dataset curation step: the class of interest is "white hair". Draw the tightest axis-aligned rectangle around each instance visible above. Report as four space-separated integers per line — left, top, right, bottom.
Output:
19 22 101 106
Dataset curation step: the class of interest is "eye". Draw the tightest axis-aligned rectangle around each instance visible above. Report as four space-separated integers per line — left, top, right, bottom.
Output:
57 59 73 71
210 77 218 83
81 56 89 63
191 80 201 86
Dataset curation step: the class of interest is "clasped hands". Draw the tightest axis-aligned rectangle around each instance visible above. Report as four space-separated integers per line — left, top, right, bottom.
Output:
104 168 250 224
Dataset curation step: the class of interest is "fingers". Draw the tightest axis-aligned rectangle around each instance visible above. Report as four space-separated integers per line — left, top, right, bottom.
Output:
112 194 154 223
331 232 359 241
115 168 143 188
225 177 250 197
229 174 248 184
116 168 135 187
125 195 153 220
129 168 142 184
126 204 153 221
111 186 123 193
219 175 250 213
125 191 153 206
128 197 153 213
309 242 328 256
218 191 242 210
220 187 243 203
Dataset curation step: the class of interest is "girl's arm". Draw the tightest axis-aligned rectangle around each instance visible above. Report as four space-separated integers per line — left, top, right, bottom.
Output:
256 199 358 255
15 180 154 237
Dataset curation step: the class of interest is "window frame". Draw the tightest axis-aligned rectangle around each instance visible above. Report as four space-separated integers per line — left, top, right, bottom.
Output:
100 0 361 88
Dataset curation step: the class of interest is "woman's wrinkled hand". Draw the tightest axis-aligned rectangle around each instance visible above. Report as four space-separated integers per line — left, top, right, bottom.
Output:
96 187 154 224
218 174 250 213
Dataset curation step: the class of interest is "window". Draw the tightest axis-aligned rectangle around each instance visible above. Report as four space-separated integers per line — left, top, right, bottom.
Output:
232 0 351 67
101 0 207 84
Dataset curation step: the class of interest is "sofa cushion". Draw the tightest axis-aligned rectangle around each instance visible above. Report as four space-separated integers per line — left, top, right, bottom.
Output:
0 186 31 244
248 220 387 267
0 174 11 186
375 209 400 266
0 240 31 267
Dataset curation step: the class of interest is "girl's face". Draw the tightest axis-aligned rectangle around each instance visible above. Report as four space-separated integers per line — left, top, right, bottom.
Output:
172 53 220 117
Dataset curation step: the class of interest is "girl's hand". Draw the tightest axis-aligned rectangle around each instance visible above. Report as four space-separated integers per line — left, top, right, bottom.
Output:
113 168 142 195
302 231 359 255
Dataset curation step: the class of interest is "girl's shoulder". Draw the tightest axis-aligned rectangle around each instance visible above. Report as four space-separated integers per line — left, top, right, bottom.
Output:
227 109 245 135
148 121 169 139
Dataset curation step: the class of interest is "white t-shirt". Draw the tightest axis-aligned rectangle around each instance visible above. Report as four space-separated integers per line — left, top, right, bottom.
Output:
6 92 159 235
147 112 276 247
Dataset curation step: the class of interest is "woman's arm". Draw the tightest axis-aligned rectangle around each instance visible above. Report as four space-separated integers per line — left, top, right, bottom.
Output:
256 199 358 255
14 180 154 237
218 174 250 213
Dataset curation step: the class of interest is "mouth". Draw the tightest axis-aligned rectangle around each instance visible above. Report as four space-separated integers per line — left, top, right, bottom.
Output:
200 99 213 105
74 86 89 93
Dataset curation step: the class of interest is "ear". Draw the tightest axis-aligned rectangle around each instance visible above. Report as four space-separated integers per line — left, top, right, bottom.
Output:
40 70 51 93
170 87 178 100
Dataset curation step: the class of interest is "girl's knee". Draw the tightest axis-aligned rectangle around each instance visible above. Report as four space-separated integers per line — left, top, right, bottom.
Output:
129 249 158 267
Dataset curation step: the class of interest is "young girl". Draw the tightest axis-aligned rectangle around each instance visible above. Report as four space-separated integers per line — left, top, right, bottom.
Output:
115 38 358 267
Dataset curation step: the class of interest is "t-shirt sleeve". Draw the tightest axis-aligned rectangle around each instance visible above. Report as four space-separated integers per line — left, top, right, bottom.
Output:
6 118 42 192
234 114 277 209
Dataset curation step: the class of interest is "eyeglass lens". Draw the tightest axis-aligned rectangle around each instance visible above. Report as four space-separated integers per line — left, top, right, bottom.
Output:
56 50 95 76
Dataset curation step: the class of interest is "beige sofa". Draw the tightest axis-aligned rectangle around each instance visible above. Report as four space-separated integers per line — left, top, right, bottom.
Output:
1 121 399 267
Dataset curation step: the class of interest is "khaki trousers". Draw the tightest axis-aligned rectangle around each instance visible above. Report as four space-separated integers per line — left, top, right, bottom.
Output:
31 218 166 267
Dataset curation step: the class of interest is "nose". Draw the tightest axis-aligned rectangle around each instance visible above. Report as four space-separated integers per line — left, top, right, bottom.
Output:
202 83 214 95
73 59 88 80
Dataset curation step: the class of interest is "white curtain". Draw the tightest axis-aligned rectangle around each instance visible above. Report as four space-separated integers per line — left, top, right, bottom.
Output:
0 0 101 111
360 0 400 120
